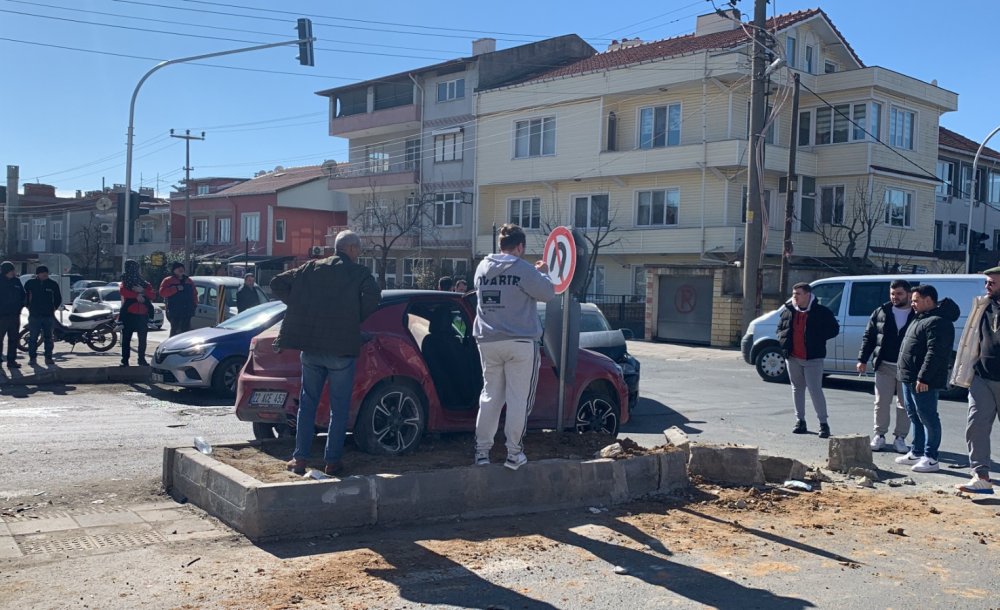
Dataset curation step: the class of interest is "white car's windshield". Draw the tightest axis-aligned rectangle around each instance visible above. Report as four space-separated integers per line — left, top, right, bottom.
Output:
100 289 121 302
216 301 285 331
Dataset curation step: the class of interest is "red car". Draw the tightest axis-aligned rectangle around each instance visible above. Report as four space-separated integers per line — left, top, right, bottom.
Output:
235 290 629 455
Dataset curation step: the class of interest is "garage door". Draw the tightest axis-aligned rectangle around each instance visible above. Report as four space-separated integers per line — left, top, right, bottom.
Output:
656 276 713 344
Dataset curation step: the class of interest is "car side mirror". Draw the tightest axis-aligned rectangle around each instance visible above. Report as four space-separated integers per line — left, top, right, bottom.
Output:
621 328 634 340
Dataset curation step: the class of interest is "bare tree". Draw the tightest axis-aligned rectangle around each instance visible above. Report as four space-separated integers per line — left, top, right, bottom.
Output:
543 195 622 299
70 219 106 277
811 181 888 275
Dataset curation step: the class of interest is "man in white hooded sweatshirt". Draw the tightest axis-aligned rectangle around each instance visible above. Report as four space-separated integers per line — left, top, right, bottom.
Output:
473 224 555 470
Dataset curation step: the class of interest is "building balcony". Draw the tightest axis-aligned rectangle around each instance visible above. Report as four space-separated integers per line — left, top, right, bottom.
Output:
327 163 419 194
329 104 421 139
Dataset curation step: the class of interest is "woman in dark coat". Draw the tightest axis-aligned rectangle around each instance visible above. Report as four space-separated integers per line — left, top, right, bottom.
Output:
119 260 155 367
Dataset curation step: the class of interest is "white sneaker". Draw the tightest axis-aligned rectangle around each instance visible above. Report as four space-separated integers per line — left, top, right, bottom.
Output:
892 437 909 454
957 475 994 494
895 452 921 465
870 435 886 451
474 452 490 466
504 452 528 471
911 457 940 473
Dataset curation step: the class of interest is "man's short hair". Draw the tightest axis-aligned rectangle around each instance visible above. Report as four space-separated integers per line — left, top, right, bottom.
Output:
437 276 453 291
334 230 361 252
911 284 938 302
244 273 255 280
890 279 911 291
792 282 812 293
499 224 526 252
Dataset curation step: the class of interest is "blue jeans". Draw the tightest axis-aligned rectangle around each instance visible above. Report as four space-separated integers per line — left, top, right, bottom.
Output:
293 351 357 464
27 315 55 359
901 382 941 460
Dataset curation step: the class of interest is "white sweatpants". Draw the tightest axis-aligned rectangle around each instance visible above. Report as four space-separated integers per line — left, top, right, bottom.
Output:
475 339 540 455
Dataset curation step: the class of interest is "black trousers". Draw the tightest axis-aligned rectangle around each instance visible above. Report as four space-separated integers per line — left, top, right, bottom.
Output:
121 313 148 365
0 314 19 363
168 313 192 337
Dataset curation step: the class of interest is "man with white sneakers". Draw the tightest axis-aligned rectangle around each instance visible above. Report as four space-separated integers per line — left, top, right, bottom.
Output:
895 285 959 474
857 279 914 454
950 267 1000 494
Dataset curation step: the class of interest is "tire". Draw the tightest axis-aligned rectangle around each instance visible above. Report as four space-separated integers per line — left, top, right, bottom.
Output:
17 328 35 353
252 421 295 440
355 382 426 456
211 356 246 397
84 326 118 352
754 344 789 383
575 389 621 436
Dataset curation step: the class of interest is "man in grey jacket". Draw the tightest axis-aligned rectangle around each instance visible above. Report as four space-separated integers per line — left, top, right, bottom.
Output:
473 224 555 470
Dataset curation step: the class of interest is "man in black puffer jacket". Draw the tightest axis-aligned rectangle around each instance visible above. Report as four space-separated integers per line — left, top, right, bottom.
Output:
776 282 840 438
895 284 959 474
0 261 25 368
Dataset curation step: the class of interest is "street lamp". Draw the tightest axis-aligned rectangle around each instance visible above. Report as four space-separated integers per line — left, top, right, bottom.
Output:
966 123 1000 273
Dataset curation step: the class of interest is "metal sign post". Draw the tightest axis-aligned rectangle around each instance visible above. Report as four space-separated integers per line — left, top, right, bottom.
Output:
543 226 577 434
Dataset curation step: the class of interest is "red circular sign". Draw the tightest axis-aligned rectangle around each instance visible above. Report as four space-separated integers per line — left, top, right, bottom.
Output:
543 226 576 294
675 285 697 314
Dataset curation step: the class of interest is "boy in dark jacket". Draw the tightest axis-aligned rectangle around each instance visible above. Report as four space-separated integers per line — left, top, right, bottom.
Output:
776 282 840 437
23 265 61 365
0 261 25 368
895 284 959 473
857 279 914 453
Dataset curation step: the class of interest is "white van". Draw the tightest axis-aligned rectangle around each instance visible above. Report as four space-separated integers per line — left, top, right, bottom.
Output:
741 274 985 383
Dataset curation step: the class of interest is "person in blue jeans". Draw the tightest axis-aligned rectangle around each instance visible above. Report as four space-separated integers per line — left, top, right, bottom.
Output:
895 284 959 473
270 231 380 476
23 265 61 366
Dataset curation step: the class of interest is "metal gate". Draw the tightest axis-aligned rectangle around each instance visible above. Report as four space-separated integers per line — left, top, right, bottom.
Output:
656 276 713 344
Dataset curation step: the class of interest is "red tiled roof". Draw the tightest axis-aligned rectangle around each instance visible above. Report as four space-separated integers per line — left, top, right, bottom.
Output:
520 8 860 85
939 126 1000 161
211 166 326 197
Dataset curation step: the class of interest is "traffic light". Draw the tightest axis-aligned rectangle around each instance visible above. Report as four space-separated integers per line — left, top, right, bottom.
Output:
296 18 314 67
968 229 990 272
115 191 152 246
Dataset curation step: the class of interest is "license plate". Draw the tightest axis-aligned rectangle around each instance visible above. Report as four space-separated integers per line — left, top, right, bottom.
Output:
250 390 287 407
151 373 165 383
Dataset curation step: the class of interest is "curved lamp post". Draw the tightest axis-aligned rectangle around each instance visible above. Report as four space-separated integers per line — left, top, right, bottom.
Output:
966 124 1000 273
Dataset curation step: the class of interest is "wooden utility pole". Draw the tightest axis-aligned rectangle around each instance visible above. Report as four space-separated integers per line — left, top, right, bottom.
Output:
170 129 205 272
779 73 801 296
740 0 769 332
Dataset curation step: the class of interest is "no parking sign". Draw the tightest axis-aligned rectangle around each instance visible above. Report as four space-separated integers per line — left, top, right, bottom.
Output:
543 226 577 295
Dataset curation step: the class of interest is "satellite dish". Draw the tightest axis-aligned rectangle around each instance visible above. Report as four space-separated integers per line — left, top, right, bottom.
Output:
96 197 113 211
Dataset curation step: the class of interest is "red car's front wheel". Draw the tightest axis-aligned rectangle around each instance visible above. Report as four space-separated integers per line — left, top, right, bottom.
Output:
355 382 426 456
575 390 620 436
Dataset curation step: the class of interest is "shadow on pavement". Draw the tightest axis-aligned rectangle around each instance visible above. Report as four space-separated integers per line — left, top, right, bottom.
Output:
256 492 817 609
822 375 968 403
0 383 76 397
126 382 234 408
621 397 705 436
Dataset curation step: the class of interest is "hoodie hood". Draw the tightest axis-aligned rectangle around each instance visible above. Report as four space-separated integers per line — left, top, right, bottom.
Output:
480 253 521 277
928 297 961 322
786 293 815 313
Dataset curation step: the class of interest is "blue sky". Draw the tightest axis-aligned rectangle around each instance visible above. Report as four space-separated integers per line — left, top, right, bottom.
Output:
1 0 995 197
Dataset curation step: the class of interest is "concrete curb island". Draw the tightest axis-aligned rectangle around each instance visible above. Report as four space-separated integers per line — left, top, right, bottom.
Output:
163 442 690 541
1 366 150 386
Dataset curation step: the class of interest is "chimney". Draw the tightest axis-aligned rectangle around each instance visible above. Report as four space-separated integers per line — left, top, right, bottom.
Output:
472 37 496 55
75 190 83 198
695 9 741 36
607 37 642 52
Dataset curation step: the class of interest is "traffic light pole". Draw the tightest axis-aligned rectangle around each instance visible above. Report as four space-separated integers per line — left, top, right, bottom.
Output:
966 123 1000 273
121 30 315 272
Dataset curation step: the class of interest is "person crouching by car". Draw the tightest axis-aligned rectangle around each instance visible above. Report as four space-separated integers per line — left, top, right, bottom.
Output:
0 261 25 369
159 262 197 337
119 260 155 367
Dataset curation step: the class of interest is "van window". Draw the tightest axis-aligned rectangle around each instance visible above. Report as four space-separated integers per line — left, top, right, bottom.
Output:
208 287 219 307
195 285 208 305
811 282 844 314
849 282 890 316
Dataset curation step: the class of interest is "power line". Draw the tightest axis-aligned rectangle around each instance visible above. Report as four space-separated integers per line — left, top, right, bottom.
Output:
596 1 703 37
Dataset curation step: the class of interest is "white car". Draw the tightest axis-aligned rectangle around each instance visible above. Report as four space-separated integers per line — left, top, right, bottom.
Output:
73 286 165 330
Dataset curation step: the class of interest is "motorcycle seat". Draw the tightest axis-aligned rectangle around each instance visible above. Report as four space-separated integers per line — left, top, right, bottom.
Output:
68 310 114 323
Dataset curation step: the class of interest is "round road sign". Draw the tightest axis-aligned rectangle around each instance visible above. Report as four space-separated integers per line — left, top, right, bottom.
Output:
543 226 577 294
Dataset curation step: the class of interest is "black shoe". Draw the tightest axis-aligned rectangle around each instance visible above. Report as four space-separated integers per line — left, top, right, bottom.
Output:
7 361 19 369
44 357 55 365
137 359 149 367
120 361 129 368
28 358 37 366
792 420 807 434
818 423 831 439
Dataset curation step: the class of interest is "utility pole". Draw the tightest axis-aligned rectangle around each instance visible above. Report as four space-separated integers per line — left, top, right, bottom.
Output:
5 165 18 257
170 129 206 272
741 0 769 333
779 73 801 296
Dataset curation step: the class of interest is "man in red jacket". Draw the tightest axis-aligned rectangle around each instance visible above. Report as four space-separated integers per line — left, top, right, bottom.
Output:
159 262 197 337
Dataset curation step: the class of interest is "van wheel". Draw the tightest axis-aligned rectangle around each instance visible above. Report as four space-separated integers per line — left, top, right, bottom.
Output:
755 345 789 383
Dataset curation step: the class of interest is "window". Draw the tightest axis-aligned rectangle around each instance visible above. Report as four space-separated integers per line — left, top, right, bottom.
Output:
194 218 208 243
799 177 816 232
439 258 469 280
433 132 463 162
824 61 838 74
960 223 968 246
807 103 877 145
638 104 681 148
241 212 260 241
636 189 679 226
870 103 882 140
632 267 647 299
936 161 955 199
805 45 814 74
336 88 367 117
402 258 433 288
138 221 153 243
434 192 462 227
197 185 209 196
884 189 913 228
373 81 413 111
815 107 832 145
820 185 845 224
363 203 387 231
888 107 915 149
948 221 957 235
587 265 606 298
935 222 943 250
274 219 286 242
574 194 610 229
959 164 974 200
851 103 867 141
798 111 811 146
217 217 231 244
360 257 397 287
51 220 63 240
988 170 1000 205
18 223 28 241
848 282 891 317
811 282 844 314
514 117 555 158
436 78 465 102
509 198 540 229
405 138 421 170
786 36 797 68
32 219 46 240
741 186 773 225
366 146 389 173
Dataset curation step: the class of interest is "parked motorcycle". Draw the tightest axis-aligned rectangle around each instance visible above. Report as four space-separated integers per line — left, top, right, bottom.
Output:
18 310 119 353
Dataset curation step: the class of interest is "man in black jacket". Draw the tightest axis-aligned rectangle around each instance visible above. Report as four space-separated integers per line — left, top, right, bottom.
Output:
857 279 914 453
0 261 25 368
776 282 840 438
235 274 261 313
895 284 959 474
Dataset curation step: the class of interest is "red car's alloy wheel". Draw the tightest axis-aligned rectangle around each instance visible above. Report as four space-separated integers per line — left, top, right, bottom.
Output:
575 390 620 435
356 383 426 455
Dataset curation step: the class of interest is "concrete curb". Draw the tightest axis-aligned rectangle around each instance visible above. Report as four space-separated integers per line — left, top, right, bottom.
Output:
2 366 150 386
164 443 690 541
